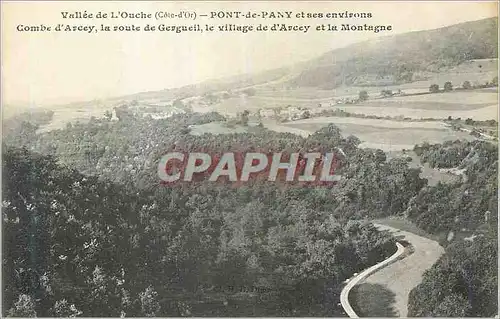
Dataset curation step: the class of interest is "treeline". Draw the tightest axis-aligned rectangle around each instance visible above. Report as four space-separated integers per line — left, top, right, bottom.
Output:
285 107 440 123
429 76 498 93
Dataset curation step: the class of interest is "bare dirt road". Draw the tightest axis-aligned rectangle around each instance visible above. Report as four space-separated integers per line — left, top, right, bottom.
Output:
362 224 445 317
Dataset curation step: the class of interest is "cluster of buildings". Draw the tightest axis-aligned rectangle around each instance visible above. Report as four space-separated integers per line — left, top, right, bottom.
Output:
333 97 359 104
258 105 325 122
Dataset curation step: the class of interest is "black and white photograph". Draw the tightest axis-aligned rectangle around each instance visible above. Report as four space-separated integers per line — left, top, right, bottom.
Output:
1 1 498 317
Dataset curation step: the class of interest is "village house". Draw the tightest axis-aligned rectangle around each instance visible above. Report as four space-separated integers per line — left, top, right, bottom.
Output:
259 108 276 118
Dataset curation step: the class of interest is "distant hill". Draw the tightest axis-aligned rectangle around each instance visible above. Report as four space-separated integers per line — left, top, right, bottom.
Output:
123 17 498 99
11 17 496 113
116 67 291 102
289 17 498 89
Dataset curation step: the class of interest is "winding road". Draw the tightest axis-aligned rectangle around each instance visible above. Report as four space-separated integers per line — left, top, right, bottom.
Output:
340 241 405 318
340 224 444 317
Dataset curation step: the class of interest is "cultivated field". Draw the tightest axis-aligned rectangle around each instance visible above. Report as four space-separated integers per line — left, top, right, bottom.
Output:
210 85 497 121
289 117 448 129
189 122 251 135
364 91 496 111
281 117 476 152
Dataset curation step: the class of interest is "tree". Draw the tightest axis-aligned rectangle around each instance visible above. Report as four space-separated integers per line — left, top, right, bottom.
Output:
8 294 37 317
470 129 481 138
239 110 250 126
462 81 472 89
358 90 369 101
374 149 387 164
180 126 191 135
380 89 393 97
492 76 498 86
114 106 133 121
429 84 439 93
256 109 262 122
243 88 256 96
54 299 83 317
203 94 219 105
104 110 113 121
173 99 185 109
139 286 161 317
444 82 453 92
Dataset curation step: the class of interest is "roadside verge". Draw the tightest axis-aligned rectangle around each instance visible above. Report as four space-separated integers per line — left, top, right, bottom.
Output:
340 242 405 318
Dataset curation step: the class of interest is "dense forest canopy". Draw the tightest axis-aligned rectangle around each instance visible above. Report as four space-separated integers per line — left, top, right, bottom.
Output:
2 109 497 317
407 139 498 317
3 146 398 317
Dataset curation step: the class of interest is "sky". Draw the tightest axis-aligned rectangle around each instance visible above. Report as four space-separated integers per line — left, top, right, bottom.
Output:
1 1 498 106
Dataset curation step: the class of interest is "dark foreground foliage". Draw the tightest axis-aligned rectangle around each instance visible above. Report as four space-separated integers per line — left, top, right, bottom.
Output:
2 146 397 317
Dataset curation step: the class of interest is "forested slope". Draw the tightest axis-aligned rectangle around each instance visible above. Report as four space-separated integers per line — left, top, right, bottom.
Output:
2 144 400 317
407 139 498 317
290 17 498 88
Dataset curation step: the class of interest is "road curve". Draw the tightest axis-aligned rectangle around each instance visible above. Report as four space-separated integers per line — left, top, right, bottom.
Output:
340 241 406 318
363 224 444 317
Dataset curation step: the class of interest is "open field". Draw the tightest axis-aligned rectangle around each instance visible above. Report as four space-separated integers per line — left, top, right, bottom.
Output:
189 122 251 135
210 84 498 121
261 120 311 138
379 88 497 104
289 117 447 129
363 88 498 111
329 104 497 121
281 117 476 151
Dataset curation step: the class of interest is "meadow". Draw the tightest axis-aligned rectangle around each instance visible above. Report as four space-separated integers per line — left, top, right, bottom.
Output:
282 117 476 152
189 122 250 135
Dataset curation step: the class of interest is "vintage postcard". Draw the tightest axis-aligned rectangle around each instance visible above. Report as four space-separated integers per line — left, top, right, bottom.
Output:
1 1 498 317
